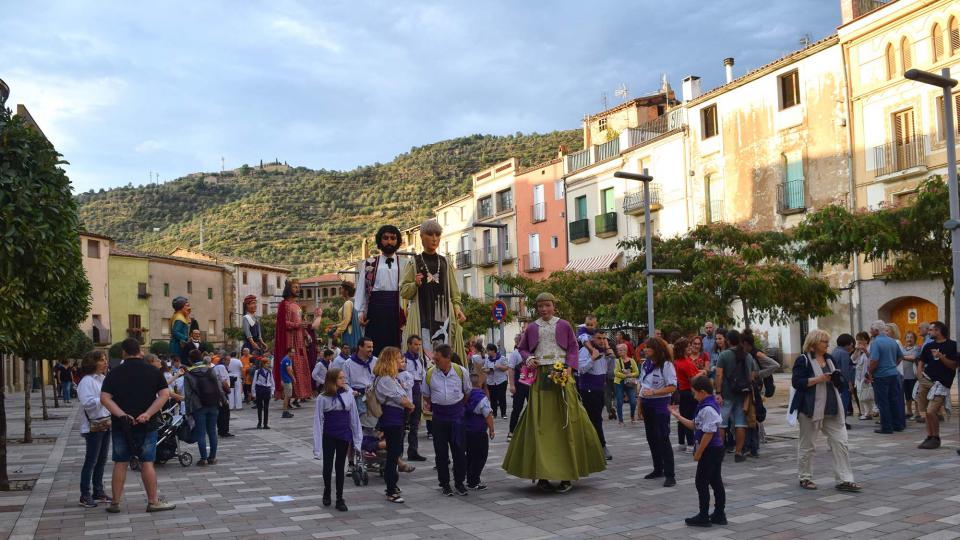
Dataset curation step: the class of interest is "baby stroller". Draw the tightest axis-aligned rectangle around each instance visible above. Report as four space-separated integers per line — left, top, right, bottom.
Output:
351 427 384 486
154 403 193 467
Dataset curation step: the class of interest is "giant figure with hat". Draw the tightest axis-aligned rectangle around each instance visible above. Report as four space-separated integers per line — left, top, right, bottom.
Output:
355 224 405 356
242 295 268 355
169 296 192 364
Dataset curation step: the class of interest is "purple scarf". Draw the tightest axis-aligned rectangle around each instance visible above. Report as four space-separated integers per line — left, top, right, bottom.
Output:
351 354 373 372
695 395 723 448
464 389 487 433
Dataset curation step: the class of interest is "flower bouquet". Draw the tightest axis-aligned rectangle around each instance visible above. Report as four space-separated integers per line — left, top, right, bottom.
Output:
548 360 569 387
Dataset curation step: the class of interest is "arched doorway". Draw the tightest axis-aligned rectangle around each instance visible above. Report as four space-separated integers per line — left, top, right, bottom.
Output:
878 296 938 338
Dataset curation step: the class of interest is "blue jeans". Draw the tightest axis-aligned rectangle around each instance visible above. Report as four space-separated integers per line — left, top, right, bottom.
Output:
614 383 637 422
81 430 110 497
192 406 219 460
62 381 73 402
873 375 905 432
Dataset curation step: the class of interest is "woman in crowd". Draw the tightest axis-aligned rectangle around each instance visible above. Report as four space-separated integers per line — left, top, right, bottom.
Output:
312 368 362 512
77 350 112 508
690 335 710 372
901 330 921 421
790 329 860 492
673 337 701 453
373 347 415 503
613 342 639 425
639 337 678 487
853 331 875 419
709 331 728 378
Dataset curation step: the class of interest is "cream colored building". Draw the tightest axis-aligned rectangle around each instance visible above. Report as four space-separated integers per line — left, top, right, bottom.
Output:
148 254 229 347
471 159 520 302
840 0 958 335
80 232 114 347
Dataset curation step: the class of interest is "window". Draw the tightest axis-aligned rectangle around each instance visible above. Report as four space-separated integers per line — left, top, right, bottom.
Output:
900 37 912 72
161 318 171 336
951 16 960 56
574 195 588 220
187 280 193 294
893 108 916 149
207 287 213 300
484 276 495 300
477 196 494 219
780 152 804 212
262 303 267 315
86 239 100 259
242 271 248 285
462 274 471 296
496 189 513 212
885 43 896 80
701 105 718 139
554 180 564 200
276 276 281 289
551 236 559 248
933 23 945 62
598 118 608 132
208 320 217 336
936 93 960 141
779 70 800 109
601 188 615 214
460 206 465 220
137 282 147 298
163 283 170 297
261 274 268 296
321 287 328 298
443 211 448 225
128 314 141 331
306 289 313 299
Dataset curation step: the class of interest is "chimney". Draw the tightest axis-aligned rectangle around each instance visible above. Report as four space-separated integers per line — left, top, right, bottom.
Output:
681 75 702 102
723 57 735 84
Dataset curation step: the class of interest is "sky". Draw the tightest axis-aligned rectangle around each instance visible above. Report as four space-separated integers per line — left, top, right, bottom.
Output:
2 0 841 193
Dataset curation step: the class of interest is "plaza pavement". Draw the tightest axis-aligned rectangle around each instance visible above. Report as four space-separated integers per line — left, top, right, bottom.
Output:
3 376 960 540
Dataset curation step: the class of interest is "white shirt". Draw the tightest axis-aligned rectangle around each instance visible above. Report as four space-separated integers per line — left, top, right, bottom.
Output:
227 357 243 378
507 350 523 370
212 363 229 384
354 254 402 313
423 364 471 406
639 361 677 393
398 370 415 401
343 355 378 390
484 354 509 386
78 374 110 434
695 404 723 435
312 361 328 385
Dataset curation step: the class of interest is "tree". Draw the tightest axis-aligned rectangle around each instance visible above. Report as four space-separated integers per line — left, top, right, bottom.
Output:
459 293 514 342
795 176 953 327
0 104 91 489
149 341 170 356
496 270 629 326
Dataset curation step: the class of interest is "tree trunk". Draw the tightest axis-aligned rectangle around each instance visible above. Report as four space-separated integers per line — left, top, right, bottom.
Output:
52 359 59 409
1 356 10 490
39 362 48 421
742 298 751 330
22 357 32 444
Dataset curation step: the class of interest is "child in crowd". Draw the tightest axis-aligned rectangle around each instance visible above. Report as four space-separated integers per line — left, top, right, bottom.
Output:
464 373 495 490
669 375 726 528
280 347 296 418
577 314 599 357
253 357 274 429
313 368 361 512
852 331 875 420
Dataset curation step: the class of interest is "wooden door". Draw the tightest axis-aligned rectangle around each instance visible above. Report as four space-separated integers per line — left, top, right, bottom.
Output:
889 297 938 339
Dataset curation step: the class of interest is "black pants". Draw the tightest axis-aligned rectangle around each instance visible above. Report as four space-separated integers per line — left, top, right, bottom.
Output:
217 400 230 435
465 430 489 487
488 382 507 417
509 384 529 434
604 378 616 414
255 390 270 427
407 387 422 457
431 419 466 488
642 404 674 478
677 390 696 446
581 387 606 447
382 425 404 495
322 435 348 499
695 446 725 515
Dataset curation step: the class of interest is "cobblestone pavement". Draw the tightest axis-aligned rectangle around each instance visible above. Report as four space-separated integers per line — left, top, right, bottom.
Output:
5 377 960 540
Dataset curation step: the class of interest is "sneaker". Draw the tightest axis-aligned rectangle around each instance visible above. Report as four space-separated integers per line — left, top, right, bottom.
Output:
454 484 469 496
387 493 404 503
663 477 676 487
734 454 746 463
105 503 121 513
556 481 573 493
677 444 687 453
256 424 262 429
220 433 235 438
709 511 728 525
685 513 711 527
335 499 348 512
918 436 941 449
501 415 507 419
263 425 271 429
507 433 512 442
858 414 871 420
282 412 294 418
94 494 112 503
322 493 331 507
196 459 208 467
604 447 613 461
536 479 554 492
146 501 176 513
79 495 97 508
207 458 217 465
441 485 454 497
643 471 663 480
469 483 488 491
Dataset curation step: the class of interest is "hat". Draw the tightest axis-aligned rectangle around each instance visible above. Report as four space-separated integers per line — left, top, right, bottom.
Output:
534 292 557 305
243 295 257 305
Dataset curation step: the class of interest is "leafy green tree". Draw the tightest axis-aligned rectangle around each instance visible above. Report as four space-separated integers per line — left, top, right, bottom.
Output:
0 103 91 489
149 341 170 356
496 270 629 326
460 293 514 342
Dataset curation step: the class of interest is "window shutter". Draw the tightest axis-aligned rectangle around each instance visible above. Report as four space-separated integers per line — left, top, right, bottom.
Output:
951 18 960 55
933 24 944 61
886 44 896 80
901 38 912 71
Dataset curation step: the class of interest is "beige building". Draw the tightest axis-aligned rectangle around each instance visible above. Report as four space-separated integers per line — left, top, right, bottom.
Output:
840 0 957 335
432 194 476 297
472 159 519 301
148 254 229 347
80 232 114 347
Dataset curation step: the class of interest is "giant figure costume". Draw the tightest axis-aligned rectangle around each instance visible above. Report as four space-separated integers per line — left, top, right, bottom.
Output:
169 296 192 364
273 279 313 400
355 225 404 356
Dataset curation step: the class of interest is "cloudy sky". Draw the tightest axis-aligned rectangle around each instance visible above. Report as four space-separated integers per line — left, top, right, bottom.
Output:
2 0 840 193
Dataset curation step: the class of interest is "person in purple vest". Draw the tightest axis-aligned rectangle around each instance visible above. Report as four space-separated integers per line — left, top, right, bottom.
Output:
312 368 362 512
464 372 495 490
422 344 471 497
502 293 606 493
639 337 678 487
669 375 727 527
373 347 415 503
578 329 614 461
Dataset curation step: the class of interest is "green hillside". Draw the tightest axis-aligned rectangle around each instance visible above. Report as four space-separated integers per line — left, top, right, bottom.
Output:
77 130 581 274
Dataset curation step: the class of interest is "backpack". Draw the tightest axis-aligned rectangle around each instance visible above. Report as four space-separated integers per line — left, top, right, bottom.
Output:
726 352 753 394
364 377 383 419
188 368 221 407
425 363 465 387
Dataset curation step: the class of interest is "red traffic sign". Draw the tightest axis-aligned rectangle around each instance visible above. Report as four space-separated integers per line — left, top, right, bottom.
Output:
492 300 508 322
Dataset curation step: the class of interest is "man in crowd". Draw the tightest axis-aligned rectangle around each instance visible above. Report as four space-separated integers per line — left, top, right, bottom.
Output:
423 344 471 497
212 351 233 437
404 335 428 461
579 330 614 460
832 334 857 425
702 322 717 365
99 338 175 513
867 320 905 434
507 334 527 441
916 321 957 449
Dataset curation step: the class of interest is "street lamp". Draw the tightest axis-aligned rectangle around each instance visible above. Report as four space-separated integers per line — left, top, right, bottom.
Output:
613 170 681 336
904 67 960 456
0 78 9 106
475 222 509 350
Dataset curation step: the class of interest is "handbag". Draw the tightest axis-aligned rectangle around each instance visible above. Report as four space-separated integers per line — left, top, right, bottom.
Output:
619 359 638 388
84 409 112 432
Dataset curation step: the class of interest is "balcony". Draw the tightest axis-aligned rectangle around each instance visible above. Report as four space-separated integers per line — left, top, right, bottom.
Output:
777 178 806 214
566 148 591 172
566 109 686 175
873 134 927 178
476 245 514 267
522 252 543 273
477 199 495 220
872 253 899 277
700 199 724 225
595 212 618 238
625 109 685 149
854 0 892 19
531 203 546 223
597 138 620 161
623 184 663 215
569 218 590 244
455 250 473 269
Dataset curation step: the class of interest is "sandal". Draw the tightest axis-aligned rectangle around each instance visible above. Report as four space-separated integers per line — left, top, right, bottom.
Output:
835 482 862 492
799 479 817 490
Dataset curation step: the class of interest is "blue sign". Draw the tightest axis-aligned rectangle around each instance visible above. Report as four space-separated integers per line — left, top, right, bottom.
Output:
492 300 508 322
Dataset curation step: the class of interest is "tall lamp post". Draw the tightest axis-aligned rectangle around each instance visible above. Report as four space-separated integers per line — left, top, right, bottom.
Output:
613 170 680 336
904 67 960 455
475 222 508 350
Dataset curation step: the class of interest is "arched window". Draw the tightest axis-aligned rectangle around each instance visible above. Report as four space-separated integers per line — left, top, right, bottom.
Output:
901 37 912 72
933 23 944 62
885 43 896 80
951 16 960 55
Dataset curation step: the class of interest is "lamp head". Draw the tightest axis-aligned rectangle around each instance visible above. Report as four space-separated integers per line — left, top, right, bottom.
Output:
904 68 958 88
0 79 9 106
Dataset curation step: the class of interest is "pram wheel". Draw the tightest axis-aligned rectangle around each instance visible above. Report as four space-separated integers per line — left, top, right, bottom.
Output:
179 452 193 467
362 470 369 485
129 457 141 471
351 467 362 486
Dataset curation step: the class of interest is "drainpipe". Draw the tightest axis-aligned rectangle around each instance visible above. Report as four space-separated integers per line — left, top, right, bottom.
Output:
682 110 692 231
839 41 863 334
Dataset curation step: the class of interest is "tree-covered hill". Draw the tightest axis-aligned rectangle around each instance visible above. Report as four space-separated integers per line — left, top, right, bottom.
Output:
77 130 581 274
